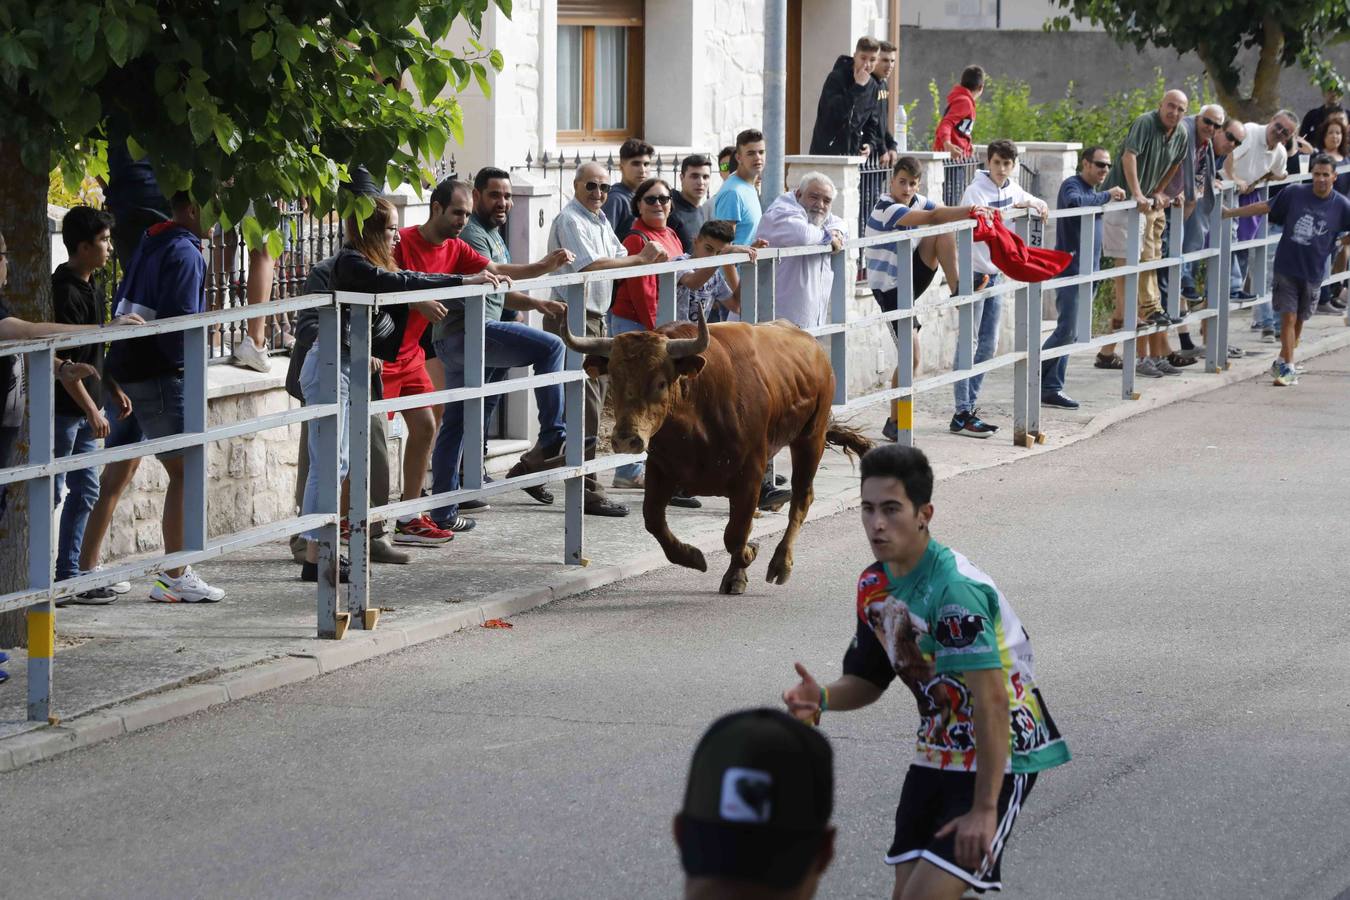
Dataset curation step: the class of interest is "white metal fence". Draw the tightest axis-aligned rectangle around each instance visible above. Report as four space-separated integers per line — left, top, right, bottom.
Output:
4 171 1347 721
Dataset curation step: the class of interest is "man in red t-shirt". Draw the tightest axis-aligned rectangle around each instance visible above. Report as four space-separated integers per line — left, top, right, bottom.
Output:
386 189 492 544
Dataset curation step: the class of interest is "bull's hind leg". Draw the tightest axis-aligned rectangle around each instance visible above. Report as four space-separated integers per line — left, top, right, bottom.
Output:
719 479 762 595
766 431 827 585
643 469 706 572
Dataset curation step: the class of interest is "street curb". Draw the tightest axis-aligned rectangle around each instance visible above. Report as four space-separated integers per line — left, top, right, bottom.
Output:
3 325 1347 774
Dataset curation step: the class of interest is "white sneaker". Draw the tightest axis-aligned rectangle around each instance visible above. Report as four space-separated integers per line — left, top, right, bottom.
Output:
149 566 225 603
94 565 132 594
232 338 272 373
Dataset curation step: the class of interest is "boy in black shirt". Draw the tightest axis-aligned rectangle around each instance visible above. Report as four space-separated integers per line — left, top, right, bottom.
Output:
53 207 131 603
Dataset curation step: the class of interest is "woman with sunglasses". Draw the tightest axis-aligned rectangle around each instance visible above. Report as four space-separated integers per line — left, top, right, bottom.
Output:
296 196 499 582
1312 114 1350 312
609 178 686 334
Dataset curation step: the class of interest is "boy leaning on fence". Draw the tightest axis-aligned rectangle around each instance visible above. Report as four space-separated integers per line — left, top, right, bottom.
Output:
951 140 1049 439
1223 153 1350 386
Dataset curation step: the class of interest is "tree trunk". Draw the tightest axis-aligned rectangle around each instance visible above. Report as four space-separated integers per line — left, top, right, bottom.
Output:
0 136 53 648
1198 18 1285 124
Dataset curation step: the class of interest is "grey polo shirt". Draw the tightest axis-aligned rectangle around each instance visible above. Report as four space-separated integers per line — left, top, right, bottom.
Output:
547 197 627 315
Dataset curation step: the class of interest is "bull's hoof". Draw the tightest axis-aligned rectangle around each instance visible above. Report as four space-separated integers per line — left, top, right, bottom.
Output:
766 545 793 585
668 543 707 572
720 567 749 595
739 540 760 567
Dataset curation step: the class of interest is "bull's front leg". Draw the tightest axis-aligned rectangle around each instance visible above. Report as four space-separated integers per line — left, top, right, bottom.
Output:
719 478 762 595
643 469 706 572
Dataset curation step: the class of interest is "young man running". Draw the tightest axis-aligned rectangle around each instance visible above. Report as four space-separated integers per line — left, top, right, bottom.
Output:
783 444 1070 899
1223 152 1350 386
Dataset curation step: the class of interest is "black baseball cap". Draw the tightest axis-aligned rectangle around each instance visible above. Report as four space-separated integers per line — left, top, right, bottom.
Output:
677 708 834 889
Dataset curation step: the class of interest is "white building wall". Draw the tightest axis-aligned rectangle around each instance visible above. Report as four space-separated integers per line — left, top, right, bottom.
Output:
899 0 1098 30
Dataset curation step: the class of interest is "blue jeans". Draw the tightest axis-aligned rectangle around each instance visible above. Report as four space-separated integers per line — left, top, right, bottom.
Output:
430 321 568 524
1180 207 1210 294
953 283 1002 415
110 375 186 459
54 414 100 581
1040 287 1079 396
299 341 351 541
606 314 647 482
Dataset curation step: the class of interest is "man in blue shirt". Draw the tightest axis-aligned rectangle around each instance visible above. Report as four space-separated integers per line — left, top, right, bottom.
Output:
713 129 767 244
1224 153 1350 385
1042 147 1125 408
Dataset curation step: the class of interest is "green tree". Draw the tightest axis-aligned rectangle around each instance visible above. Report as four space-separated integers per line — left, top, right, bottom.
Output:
1047 0 1349 121
0 0 507 647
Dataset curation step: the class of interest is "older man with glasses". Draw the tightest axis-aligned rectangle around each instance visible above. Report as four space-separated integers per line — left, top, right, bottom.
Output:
545 161 669 517
1225 110 1298 340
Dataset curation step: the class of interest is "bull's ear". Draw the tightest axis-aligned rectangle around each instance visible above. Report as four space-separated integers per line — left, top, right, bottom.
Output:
583 355 609 378
673 355 705 377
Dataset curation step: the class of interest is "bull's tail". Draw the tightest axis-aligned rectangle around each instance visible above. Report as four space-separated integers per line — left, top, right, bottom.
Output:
824 419 874 461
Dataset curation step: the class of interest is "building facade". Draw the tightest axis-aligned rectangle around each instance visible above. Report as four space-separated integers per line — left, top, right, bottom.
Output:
446 0 896 174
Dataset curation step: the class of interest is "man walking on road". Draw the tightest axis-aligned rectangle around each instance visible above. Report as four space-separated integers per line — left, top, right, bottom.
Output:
783 443 1069 900
1224 154 1350 386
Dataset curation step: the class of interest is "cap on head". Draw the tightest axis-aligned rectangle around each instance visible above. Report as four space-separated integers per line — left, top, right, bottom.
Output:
678 708 834 890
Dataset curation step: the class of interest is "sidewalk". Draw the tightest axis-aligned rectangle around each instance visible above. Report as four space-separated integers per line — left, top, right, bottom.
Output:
3 311 1347 769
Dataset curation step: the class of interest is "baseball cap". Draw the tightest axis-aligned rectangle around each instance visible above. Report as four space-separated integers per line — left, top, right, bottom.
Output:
677 708 834 889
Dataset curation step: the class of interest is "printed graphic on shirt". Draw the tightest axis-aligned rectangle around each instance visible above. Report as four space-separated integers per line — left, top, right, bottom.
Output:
846 545 1071 774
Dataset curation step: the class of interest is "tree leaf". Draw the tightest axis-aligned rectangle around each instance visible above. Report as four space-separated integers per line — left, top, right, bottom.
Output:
471 62 491 98
488 49 504 71
239 4 267 31
213 115 242 153
188 107 214 145
104 17 129 67
251 32 273 60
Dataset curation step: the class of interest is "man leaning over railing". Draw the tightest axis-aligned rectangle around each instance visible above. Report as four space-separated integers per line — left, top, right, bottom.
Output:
1041 146 1125 410
756 172 849 330
544 161 668 519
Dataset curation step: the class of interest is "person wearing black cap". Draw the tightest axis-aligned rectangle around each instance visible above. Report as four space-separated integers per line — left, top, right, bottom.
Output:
783 444 1070 899
675 708 836 899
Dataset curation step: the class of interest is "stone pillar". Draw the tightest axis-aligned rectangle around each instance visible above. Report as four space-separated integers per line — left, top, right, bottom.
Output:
498 172 559 444
1019 142 1083 317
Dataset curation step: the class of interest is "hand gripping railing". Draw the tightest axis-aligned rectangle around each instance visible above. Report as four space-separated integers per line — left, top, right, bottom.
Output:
0 294 339 720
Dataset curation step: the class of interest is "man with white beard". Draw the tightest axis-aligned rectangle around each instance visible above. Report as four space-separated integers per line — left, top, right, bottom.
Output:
755 172 850 328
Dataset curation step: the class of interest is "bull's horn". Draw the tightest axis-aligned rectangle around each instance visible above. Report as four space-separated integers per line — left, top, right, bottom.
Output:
559 321 614 357
666 303 710 359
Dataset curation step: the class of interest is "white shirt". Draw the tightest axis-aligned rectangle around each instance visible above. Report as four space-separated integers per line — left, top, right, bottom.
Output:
547 197 628 315
755 192 849 329
1229 123 1289 189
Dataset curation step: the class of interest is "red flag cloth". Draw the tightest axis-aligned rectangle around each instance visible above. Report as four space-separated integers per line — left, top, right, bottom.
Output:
970 209 1073 283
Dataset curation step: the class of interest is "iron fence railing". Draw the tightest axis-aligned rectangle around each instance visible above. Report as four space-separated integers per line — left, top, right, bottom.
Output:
9 169 1346 723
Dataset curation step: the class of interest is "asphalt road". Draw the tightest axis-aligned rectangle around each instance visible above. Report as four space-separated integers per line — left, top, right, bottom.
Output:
4 348 1350 900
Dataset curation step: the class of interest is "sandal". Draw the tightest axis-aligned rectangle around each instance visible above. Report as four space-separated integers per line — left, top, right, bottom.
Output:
1094 353 1124 370
1167 352 1199 368
1227 346 1245 359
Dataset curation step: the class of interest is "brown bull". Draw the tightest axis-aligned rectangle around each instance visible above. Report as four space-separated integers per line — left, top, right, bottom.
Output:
562 308 871 594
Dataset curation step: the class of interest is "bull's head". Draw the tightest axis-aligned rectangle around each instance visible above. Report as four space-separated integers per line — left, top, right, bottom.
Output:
559 306 709 455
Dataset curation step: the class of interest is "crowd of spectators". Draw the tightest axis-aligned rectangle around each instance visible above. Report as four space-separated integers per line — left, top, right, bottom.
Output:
4 47 1348 611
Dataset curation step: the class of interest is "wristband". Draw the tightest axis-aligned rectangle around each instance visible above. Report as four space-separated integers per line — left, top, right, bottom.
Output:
58 359 73 374
820 685 830 714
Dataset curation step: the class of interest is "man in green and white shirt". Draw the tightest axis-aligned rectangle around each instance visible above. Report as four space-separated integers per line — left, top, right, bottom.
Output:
783 444 1069 898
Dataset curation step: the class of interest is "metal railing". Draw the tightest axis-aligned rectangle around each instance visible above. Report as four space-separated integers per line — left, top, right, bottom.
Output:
7 169 1345 722
0 296 339 721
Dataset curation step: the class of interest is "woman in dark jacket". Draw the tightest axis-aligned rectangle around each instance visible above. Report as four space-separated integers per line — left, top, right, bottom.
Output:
297 196 498 581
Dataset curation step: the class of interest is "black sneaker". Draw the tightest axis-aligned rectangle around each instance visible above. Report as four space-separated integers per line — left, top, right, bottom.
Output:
1041 391 1080 409
459 497 491 511
951 410 998 438
584 497 629 517
669 493 702 509
1144 310 1173 328
56 585 118 607
523 484 555 505
301 557 351 583
882 418 899 442
1181 285 1200 301
1231 290 1256 301
758 485 793 511
774 474 787 487
434 515 477 533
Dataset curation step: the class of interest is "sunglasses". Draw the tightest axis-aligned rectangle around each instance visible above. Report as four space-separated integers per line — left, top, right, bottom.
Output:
1223 129 1242 143
1089 160 1111 170
1273 123 1292 137
583 181 611 194
1200 116 1223 129
641 194 672 206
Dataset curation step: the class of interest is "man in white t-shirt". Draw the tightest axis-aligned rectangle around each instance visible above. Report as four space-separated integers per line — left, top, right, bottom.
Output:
1225 111 1296 338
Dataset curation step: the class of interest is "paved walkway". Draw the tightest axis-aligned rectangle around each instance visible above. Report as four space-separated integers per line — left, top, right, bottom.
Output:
2 311 1346 759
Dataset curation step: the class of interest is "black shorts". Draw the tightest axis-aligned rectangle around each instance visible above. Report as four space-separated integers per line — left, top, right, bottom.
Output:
886 765 1037 893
